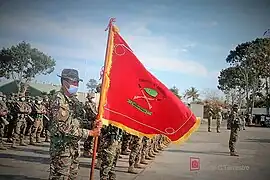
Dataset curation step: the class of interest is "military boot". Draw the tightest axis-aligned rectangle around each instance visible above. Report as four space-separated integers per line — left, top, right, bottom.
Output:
29 136 36 145
154 146 159 153
0 142 7 150
230 152 239 156
7 138 13 143
128 165 138 174
108 172 116 180
148 151 155 158
19 138 27 146
95 158 102 169
121 149 130 155
140 157 148 165
11 139 17 148
36 136 41 143
134 162 143 169
145 155 153 160
151 149 158 155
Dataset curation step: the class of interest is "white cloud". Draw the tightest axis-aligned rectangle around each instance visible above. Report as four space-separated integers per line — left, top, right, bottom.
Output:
0 11 209 76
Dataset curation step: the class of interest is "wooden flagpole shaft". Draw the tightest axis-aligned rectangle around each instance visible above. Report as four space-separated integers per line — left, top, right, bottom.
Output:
89 18 115 180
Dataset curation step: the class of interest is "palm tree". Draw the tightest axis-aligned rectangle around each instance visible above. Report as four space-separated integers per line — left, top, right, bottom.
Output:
184 87 200 102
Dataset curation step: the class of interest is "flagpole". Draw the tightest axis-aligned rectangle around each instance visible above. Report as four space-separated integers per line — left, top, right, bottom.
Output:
89 18 115 180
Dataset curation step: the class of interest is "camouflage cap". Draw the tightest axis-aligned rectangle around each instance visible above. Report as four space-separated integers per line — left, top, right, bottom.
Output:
57 69 83 82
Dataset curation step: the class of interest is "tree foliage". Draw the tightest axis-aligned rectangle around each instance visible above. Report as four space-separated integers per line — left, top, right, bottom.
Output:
86 78 98 92
169 86 181 99
0 41 56 93
218 37 270 113
184 87 200 102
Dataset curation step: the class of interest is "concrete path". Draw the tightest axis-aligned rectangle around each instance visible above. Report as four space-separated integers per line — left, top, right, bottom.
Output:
0 122 270 180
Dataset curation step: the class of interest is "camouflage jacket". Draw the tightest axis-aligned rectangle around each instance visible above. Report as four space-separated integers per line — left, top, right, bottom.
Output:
84 100 98 120
102 124 123 143
33 103 46 120
49 90 90 154
229 111 240 128
0 100 8 117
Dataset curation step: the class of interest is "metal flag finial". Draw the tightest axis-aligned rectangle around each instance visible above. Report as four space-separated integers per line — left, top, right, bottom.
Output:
105 18 116 31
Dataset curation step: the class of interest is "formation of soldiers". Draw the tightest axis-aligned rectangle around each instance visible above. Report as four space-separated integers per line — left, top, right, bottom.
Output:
0 92 50 149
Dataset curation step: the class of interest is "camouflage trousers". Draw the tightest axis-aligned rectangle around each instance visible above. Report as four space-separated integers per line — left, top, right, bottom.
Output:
141 136 150 160
208 117 212 131
13 116 27 142
100 140 122 180
42 118 50 141
121 132 132 152
49 146 80 180
216 118 221 132
30 119 43 143
84 136 94 153
0 121 5 143
129 135 143 166
229 126 239 153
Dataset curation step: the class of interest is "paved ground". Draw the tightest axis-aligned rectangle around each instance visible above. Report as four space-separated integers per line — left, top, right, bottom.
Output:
0 121 270 180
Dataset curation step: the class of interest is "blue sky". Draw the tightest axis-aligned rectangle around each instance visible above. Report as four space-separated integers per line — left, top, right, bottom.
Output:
0 0 269 95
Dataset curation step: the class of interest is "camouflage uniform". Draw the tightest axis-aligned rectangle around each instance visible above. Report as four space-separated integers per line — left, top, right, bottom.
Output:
121 131 132 155
99 125 123 180
30 96 46 145
0 92 8 150
216 108 222 133
12 93 32 147
208 108 213 132
24 96 34 136
49 69 93 180
43 95 51 142
229 104 240 156
128 135 143 173
140 136 151 164
83 93 98 157
6 93 17 142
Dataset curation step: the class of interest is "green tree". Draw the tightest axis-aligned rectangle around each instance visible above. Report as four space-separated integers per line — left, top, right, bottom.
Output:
96 83 102 93
0 41 56 93
169 86 182 99
86 78 98 92
184 87 200 102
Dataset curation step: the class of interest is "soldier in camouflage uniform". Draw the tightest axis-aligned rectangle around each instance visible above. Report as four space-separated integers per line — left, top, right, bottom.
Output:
140 136 151 164
25 96 34 136
49 69 101 180
229 104 240 156
43 95 51 142
12 93 32 147
0 92 9 150
128 135 143 174
30 96 46 145
121 131 132 155
208 107 213 132
216 107 222 133
83 92 98 157
99 125 123 180
6 93 17 142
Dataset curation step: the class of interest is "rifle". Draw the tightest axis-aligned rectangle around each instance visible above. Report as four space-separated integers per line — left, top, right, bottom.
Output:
27 115 35 123
1 116 9 126
43 114 50 121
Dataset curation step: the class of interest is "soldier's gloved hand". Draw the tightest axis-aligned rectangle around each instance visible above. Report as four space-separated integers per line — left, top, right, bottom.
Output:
94 119 103 129
88 128 101 137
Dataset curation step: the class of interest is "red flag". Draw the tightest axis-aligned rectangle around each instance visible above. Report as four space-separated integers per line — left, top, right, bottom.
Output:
99 24 200 142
